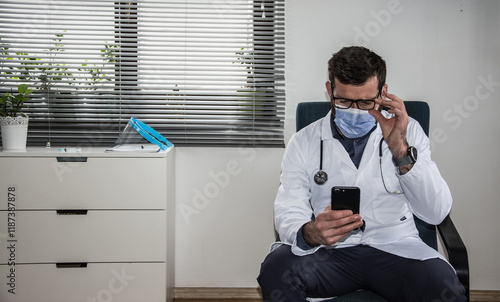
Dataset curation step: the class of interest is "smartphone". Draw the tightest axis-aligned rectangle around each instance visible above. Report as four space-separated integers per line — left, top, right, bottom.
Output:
331 186 360 214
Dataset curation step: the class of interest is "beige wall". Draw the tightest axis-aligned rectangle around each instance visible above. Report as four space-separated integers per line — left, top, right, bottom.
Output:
174 0 500 291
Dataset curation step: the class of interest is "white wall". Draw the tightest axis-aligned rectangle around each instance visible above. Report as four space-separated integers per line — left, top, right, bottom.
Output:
174 147 283 287
174 0 500 291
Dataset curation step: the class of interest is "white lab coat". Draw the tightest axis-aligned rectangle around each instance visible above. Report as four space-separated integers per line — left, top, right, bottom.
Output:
272 110 453 263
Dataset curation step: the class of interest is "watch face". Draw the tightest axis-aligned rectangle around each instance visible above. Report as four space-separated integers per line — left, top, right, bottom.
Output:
409 147 418 162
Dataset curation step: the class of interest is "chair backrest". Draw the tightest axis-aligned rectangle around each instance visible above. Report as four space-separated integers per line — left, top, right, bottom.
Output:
295 101 437 250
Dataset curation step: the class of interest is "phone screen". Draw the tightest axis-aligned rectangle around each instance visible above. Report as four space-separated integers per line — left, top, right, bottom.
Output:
331 186 360 214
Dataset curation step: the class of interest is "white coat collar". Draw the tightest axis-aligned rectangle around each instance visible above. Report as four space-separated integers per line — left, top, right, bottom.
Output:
321 111 335 140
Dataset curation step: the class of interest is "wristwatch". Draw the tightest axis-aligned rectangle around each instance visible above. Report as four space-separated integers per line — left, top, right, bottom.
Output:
393 146 418 167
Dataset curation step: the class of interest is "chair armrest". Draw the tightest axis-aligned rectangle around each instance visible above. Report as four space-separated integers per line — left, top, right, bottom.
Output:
437 214 470 301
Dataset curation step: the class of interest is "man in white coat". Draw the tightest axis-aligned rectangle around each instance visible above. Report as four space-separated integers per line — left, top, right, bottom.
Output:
258 46 466 301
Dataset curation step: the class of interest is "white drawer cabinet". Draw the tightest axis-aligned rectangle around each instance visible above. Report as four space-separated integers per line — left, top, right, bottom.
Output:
0 210 166 263
0 263 166 302
0 156 167 210
0 148 175 302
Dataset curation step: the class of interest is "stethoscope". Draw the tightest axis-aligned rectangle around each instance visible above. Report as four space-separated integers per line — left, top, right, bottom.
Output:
313 139 329 185
314 137 404 195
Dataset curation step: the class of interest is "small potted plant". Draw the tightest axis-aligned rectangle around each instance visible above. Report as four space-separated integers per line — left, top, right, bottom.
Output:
0 84 33 151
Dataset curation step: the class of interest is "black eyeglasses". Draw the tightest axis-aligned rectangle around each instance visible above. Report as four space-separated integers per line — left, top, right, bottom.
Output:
332 89 382 111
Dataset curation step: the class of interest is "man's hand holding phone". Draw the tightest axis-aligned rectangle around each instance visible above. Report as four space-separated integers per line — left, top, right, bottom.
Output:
302 206 363 247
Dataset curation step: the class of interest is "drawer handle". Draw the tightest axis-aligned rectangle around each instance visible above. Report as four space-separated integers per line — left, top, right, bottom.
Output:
57 210 88 215
56 157 88 162
56 263 88 268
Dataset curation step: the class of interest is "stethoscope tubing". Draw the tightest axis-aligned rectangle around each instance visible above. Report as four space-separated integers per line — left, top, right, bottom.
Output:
314 139 328 185
314 137 403 194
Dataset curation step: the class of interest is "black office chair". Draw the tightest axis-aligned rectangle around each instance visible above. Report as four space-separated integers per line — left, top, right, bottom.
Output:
295 101 469 302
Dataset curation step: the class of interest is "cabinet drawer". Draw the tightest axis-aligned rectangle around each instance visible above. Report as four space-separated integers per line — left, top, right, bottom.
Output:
0 210 166 264
0 262 168 302
0 157 167 210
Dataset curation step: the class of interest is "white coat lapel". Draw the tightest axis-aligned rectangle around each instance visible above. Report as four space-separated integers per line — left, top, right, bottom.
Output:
357 126 383 171
321 111 357 171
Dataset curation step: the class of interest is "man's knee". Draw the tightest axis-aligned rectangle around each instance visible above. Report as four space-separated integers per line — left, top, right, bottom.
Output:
429 274 466 302
258 245 304 292
258 245 331 302
409 259 466 302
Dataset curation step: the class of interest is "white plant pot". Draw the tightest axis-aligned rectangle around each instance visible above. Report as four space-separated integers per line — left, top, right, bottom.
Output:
0 115 29 152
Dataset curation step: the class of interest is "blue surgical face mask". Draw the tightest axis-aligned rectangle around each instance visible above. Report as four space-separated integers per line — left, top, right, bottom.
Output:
334 107 376 138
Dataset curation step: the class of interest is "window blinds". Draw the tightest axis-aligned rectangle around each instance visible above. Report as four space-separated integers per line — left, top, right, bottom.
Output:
0 0 285 147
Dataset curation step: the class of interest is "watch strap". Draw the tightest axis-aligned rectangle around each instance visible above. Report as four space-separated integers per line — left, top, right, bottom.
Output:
393 155 414 166
393 146 417 167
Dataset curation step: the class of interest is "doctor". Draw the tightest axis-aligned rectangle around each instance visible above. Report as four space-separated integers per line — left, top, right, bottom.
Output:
258 46 466 301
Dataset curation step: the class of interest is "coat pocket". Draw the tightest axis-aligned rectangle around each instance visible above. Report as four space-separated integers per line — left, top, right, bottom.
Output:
370 148 408 224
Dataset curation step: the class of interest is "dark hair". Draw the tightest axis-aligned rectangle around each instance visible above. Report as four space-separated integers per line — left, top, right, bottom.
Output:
328 46 386 92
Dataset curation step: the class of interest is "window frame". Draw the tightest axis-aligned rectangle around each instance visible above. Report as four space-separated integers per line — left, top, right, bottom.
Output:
0 0 285 148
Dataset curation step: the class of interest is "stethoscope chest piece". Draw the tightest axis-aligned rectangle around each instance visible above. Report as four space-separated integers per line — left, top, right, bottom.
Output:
314 170 328 185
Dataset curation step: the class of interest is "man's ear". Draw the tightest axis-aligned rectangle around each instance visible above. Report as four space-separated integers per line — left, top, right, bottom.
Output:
381 84 388 99
326 81 336 118
325 81 332 98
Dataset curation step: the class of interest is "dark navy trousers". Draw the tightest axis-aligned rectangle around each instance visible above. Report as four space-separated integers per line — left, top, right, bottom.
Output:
258 245 466 302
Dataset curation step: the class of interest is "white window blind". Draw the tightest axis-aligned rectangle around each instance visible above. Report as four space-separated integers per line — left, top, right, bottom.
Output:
0 0 285 147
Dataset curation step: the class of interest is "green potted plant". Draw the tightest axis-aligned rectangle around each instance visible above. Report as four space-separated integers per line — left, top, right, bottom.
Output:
0 83 33 151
